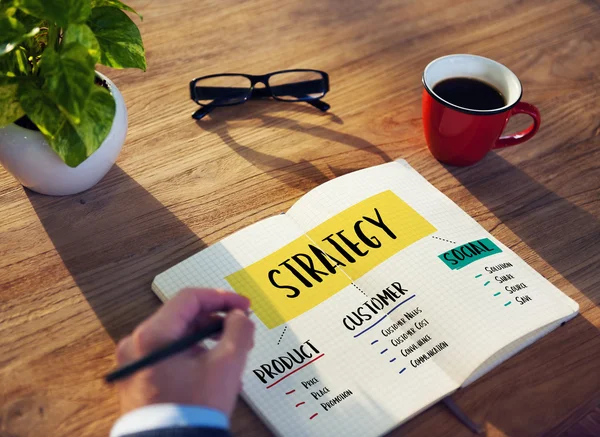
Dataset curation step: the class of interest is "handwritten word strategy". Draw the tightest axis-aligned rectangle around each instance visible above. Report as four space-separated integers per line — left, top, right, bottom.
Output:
268 208 397 298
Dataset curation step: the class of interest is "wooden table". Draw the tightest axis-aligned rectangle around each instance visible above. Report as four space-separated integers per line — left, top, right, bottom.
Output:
1 0 599 435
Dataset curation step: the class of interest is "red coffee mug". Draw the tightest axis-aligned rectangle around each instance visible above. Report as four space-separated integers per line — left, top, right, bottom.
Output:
422 54 541 166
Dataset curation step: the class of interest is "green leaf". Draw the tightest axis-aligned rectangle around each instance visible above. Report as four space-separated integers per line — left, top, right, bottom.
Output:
0 1 18 16
0 45 30 75
90 0 142 20
70 85 115 157
14 8 44 27
15 0 91 26
17 82 64 137
18 82 116 167
0 80 24 126
63 23 100 63
0 15 39 55
88 7 146 71
41 44 95 124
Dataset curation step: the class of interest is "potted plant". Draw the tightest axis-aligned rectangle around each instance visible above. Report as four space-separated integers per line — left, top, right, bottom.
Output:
0 0 146 195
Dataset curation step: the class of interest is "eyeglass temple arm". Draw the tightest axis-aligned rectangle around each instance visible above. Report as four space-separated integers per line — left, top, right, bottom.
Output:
193 95 237 119
307 99 330 112
253 81 330 111
192 98 328 120
252 83 330 112
249 87 329 111
192 105 214 120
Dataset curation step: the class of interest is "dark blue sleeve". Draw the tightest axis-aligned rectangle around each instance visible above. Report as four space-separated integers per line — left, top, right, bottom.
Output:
121 427 231 437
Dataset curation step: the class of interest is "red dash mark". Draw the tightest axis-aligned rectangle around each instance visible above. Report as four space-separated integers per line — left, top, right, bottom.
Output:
266 354 325 389
285 390 296 395
295 402 305 407
310 413 319 420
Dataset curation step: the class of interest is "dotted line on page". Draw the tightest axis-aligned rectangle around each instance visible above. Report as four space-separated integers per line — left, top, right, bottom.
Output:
277 325 288 345
352 282 368 297
431 236 456 244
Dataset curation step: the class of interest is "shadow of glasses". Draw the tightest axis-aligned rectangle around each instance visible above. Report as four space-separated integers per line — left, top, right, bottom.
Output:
194 100 393 192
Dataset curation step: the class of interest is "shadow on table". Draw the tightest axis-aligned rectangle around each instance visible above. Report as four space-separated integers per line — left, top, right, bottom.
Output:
195 100 392 191
401 153 600 436
445 152 599 305
26 165 207 342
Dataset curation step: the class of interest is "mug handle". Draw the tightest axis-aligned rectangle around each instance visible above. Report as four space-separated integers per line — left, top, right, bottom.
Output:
493 102 541 149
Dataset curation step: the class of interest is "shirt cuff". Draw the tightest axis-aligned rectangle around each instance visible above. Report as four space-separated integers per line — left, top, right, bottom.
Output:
110 404 229 437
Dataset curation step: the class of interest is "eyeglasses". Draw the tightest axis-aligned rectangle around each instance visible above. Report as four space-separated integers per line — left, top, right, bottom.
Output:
189 69 330 120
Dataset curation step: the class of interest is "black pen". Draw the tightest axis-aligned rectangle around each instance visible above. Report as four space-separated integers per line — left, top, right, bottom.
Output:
104 319 224 383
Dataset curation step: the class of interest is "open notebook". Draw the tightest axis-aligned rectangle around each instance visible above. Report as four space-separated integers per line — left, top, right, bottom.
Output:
153 160 578 437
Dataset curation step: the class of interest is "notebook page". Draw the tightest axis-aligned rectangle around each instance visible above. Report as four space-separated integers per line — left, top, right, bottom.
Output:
153 212 457 436
286 160 578 386
153 215 295 301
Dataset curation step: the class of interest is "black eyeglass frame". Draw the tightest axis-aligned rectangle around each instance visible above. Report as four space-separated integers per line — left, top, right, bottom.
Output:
189 69 330 119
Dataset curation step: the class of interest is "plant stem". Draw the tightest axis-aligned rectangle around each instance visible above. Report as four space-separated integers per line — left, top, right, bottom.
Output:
31 58 39 75
48 24 60 51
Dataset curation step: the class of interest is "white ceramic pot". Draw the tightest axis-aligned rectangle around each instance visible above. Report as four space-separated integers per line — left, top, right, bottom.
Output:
0 72 127 196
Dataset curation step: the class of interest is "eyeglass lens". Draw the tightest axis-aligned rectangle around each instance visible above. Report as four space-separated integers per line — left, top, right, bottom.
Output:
194 75 252 106
268 71 326 101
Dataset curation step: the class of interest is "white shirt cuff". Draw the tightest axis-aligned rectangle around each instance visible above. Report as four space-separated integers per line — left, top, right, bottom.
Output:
110 404 229 437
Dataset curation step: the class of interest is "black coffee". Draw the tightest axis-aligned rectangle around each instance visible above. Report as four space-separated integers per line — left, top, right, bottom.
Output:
433 77 506 110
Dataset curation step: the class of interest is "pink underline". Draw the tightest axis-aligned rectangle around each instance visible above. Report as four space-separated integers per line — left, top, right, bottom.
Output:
266 354 325 389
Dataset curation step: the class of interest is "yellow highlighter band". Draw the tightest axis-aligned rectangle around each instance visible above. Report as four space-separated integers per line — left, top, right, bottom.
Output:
226 190 436 328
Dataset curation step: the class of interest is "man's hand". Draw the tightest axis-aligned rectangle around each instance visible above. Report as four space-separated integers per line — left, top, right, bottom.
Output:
115 288 254 416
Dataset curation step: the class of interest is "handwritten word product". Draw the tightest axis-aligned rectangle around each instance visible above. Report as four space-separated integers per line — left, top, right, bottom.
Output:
153 160 578 437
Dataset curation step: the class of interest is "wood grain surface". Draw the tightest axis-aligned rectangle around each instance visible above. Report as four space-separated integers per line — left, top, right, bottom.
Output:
1 0 599 436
